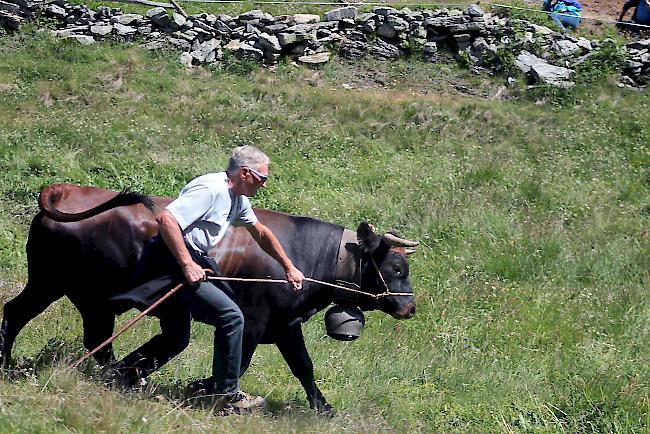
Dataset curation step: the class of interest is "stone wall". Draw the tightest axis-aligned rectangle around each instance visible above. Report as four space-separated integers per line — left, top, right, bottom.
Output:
1 0 649 88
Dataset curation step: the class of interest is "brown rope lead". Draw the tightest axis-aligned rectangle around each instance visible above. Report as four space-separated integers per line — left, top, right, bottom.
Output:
71 281 186 369
71 272 413 369
206 275 413 299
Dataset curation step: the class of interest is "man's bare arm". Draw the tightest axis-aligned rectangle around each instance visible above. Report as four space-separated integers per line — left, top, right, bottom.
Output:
156 209 205 284
247 222 304 290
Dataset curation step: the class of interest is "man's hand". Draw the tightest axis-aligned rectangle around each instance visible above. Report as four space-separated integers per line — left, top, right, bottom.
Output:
286 266 304 292
182 261 206 285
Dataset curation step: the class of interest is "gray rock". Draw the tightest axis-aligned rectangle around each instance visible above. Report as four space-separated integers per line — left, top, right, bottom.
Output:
324 6 357 22
239 9 264 21
140 39 166 50
90 24 112 36
214 20 232 34
515 50 574 87
453 33 472 51
576 37 592 51
624 60 644 70
45 4 66 19
67 34 95 45
264 23 287 34
0 11 23 29
339 38 368 59
226 39 264 61
167 37 191 51
387 15 408 31
177 30 197 41
423 41 437 54
293 13 319 24
425 15 466 27
297 51 330 66
372 6 397 16
362 18 376 33
114 23 137 36
256 32 281 52
356 12 375 22
448 21 483 33
190 38 219 63
205 48 222 63
147 7 170 28
287 41 309 55
218 13 233 23
277 28 311 46
235 43 264 61
469 37 497 65
112 13 141 25
626 39 650 51
464 4 484 17
555 39 580 56
170 12 186 30
376 22 396 38
192 20 216 33
179 51 193 66
371 38 400 59
146 7 167 19
0 1 21 16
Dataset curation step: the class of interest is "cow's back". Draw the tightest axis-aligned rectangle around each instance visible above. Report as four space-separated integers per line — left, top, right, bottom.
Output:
28 185 344 332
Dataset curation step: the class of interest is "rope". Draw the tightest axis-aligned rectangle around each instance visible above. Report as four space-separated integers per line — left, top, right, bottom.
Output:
71 281 186 369
70 268 411 369
206 275 413 298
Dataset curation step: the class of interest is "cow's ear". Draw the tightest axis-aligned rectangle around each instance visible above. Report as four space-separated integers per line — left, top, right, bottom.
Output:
357 222 382 253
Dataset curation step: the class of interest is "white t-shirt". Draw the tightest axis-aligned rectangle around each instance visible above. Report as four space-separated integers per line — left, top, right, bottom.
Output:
165 172 258 254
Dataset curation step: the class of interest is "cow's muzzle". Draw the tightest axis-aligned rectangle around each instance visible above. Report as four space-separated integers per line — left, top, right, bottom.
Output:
391 301 416 319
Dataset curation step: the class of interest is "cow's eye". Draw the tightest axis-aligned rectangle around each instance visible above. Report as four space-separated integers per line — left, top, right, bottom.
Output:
393 266 402 276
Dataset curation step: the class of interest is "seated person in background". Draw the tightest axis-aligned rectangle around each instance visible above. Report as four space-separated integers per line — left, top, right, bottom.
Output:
617 0 650 31
542 0 582 31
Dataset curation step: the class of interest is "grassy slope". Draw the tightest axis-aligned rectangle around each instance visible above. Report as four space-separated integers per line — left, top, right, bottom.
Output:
0 26 648 433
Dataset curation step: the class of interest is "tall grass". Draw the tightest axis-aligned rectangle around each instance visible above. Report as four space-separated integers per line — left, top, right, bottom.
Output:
0 28 648 432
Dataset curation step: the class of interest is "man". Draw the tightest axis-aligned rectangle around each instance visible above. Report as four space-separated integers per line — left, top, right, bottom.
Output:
111 145 304 413
618 0 650 30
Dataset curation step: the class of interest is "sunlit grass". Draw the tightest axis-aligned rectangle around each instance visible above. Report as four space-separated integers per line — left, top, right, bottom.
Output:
0 27 648 432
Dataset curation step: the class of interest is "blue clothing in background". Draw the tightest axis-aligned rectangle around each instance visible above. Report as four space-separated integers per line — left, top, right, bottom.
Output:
543 0 582 31
625 0 650 23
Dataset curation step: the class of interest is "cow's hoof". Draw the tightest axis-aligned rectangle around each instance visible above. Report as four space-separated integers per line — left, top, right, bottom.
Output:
100 365 141 390
315 403 336 417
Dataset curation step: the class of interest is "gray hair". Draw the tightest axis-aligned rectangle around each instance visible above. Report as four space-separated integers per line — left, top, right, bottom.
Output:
226 145 271 175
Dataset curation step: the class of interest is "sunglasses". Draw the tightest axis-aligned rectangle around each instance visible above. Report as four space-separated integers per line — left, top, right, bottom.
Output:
245 167 268 183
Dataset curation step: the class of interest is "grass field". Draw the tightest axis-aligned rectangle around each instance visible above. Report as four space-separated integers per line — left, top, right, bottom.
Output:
0 20 648 433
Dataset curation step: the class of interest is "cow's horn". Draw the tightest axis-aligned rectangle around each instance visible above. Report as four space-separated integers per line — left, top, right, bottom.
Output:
404 248 417 255
383 233 419 247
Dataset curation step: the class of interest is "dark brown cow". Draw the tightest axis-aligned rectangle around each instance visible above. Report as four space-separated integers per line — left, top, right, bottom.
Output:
0 184 417 413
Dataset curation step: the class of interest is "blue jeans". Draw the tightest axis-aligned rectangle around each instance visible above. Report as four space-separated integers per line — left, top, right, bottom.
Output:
188 281 243 395
550 12 581 31
113 261 244 395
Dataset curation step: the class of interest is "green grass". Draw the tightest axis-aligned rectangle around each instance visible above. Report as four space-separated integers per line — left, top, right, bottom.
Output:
0 26 649 433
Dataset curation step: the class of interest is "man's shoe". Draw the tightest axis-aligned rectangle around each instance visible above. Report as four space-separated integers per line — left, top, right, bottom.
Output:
217 391 267 415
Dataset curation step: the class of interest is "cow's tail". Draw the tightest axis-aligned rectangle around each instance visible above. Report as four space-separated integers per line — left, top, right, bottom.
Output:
38 184 156 222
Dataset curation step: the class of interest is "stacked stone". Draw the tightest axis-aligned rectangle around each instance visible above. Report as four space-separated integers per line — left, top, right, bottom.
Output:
0 0 648 88
0 0 44 30
623 39 650 85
